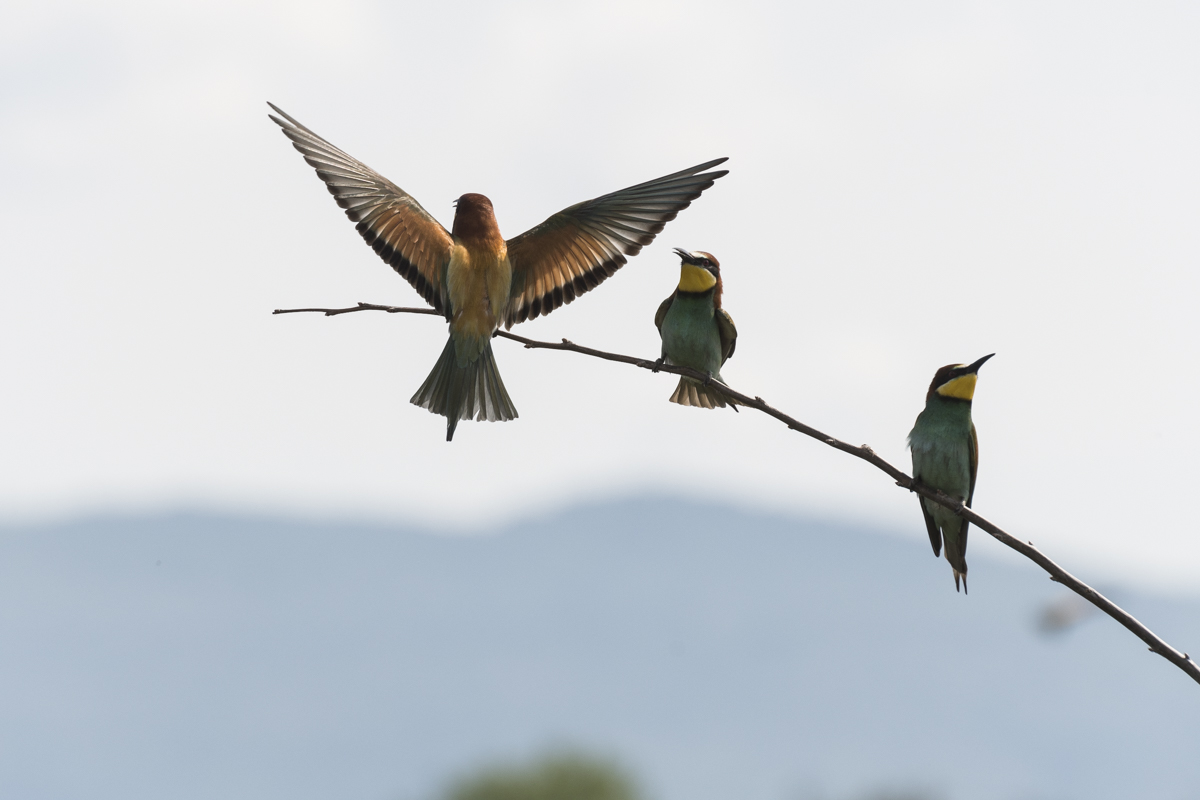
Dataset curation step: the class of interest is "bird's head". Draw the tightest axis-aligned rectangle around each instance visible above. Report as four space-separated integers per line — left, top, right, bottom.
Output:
674 248 723 304
926 353 995 402
452 193 502 242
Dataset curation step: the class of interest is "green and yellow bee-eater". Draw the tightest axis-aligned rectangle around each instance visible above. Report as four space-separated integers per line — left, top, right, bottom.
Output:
654 249 738 409
907 353 995 592
269 104 728 440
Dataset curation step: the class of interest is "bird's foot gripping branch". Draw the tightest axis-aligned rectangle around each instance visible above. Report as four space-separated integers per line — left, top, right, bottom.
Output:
273 301 1200 688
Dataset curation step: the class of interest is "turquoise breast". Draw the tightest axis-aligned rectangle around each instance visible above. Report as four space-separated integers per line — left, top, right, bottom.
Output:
661 294 724 378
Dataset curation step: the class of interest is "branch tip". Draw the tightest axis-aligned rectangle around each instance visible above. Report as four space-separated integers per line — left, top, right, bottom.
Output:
272 297 1200 689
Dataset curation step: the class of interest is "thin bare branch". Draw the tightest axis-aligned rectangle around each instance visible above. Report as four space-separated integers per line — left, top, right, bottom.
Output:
274 301 1200 686
273 303 442 318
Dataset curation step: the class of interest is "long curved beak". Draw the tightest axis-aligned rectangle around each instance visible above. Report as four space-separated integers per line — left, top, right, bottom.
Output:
673 247 697 263
965 353 996 374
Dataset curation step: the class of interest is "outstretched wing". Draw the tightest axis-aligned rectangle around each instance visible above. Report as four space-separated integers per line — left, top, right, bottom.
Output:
504 158 729 327
268 103 454 315
716 308 737 363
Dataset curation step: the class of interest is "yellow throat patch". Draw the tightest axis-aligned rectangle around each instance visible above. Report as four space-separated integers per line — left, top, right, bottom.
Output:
678 263 717 293
936 373 977 401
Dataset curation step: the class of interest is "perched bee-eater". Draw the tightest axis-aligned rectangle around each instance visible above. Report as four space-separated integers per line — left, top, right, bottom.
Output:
654 248 737 409
907 353 995 593
269 104 728 440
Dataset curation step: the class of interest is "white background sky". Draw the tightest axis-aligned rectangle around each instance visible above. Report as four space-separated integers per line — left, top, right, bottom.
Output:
3 1 1199 590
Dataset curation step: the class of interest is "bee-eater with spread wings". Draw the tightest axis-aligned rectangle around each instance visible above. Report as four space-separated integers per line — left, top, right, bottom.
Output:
269 104 729 441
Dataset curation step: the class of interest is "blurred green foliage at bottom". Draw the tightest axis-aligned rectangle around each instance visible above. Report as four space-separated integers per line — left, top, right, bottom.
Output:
439 751 942 800
443 752 641 800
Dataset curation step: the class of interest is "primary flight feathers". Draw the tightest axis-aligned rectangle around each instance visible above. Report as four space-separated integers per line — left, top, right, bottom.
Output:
268 103 728 327
269 102 728 440
504 161 730 325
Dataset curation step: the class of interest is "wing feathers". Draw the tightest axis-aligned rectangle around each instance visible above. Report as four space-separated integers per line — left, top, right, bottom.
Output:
272 105 728 324
654 295 674 333
505 158 728 327
961 422 979 564
716 309 738 363
268 103 453 314
920 499 943 557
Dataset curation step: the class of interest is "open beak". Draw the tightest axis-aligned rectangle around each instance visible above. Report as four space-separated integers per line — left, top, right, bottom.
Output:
673 247 697 263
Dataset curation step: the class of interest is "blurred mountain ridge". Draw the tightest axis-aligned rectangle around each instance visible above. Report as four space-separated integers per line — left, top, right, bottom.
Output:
0 496 1197 800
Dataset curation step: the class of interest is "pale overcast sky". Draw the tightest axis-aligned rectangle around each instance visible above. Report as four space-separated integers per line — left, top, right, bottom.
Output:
3 1 1199 589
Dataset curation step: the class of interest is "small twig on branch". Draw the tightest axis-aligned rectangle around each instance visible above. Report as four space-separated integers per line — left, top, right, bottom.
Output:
273 301 1200 686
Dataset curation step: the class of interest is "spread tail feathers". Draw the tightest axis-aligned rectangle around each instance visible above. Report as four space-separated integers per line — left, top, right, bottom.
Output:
669 377 738 411
410 337 518 441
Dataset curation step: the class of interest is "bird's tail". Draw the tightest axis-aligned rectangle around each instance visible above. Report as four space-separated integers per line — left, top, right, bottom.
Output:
410 336 518 441
668 377 738 411
943 531 969 594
